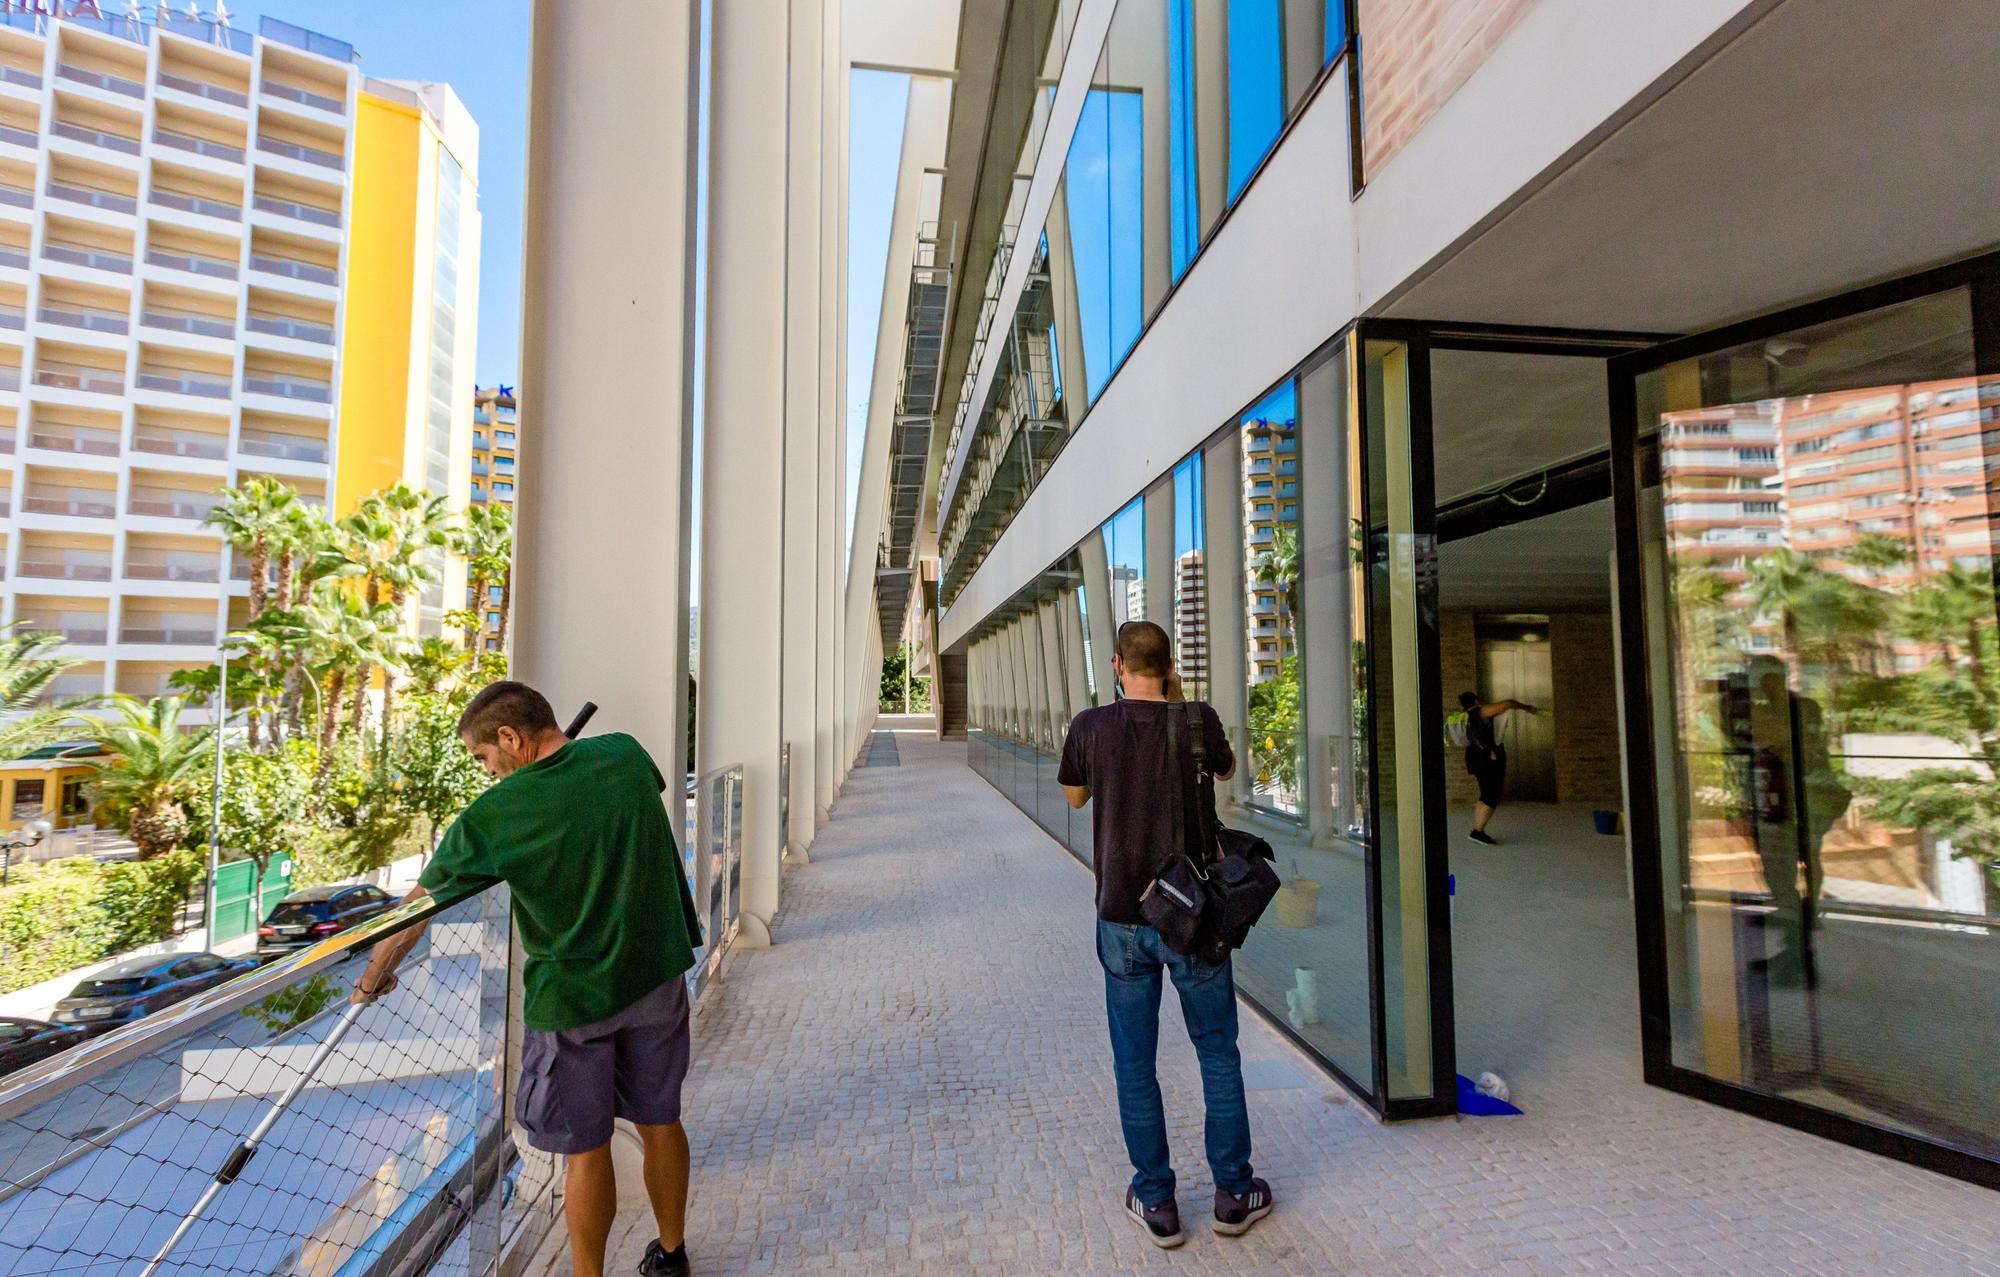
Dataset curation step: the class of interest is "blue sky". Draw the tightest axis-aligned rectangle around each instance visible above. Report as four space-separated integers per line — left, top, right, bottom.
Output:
845 68 908 558
221 1 530 389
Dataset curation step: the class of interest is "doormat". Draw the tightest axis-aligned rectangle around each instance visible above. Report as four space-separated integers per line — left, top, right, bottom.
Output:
1456 1073 1523 1116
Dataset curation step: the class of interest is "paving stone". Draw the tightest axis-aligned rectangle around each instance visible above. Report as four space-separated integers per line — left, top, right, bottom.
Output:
527 734 2000 1276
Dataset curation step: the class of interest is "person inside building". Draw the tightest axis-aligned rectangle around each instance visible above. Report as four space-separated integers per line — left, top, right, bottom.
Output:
1461 690 1539 845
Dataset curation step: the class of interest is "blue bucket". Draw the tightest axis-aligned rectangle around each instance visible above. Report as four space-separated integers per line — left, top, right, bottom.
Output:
1592 810 1621 836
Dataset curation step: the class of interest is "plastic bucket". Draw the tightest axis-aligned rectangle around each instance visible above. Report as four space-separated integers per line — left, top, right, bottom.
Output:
1592 809 1622 836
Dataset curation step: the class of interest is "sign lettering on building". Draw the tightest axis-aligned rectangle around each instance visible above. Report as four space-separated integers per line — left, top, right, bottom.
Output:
0 1 110 17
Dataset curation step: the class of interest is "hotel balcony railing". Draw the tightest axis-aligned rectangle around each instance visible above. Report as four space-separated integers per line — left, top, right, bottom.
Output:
471 459 488 476
23 492 116 518
154 127 245 164
146 246 238 280
0 302 21 328
56 63 145 98
43 242 134 274
252 192 341 228
473 409 491 424
142 307 235 339
50 121 142 156
119 621 217 645
0 64 41 91
0 364 20 391
262 78 346 114
0 182 29 208
246 313 334 344
243 373 331 403
138 367 232 399
133 424 227 459
18 555 113 581
256 134 343 170
45 180 137 215
0 886 558 1277
239 428 329 463
39 303 130 335
124 549 222 582
47 625 109 645
28 423 121 456
0 245 28 270
0 122 37 148
34 361 124 395
151 187 241 221
128 488 221 520
156 70 249 109
250 253 336 286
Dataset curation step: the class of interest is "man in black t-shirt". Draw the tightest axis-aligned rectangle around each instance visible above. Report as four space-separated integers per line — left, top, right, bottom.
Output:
1058 620 1272 1247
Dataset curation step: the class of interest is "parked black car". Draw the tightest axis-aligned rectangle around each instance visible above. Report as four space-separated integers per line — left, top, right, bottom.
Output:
50 952 259 1038
256 883 400 959
0 1016 87 1078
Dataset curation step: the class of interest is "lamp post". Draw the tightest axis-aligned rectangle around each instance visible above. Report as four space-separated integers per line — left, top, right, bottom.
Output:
204 638 232 950
0 819 51 886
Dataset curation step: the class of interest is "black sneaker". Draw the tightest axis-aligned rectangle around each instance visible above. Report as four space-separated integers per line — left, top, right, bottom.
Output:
1213 1177 1273 1236
1124 1188 1184 1248
1469 829 1498 845
639 1240 690 1276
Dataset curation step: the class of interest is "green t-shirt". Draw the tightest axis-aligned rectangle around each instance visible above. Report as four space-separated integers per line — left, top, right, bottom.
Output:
418 732 703 1031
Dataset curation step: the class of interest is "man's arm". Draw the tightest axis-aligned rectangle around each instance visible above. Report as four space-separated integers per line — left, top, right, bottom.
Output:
1481 699 1537 719
1063 783 1090 809
351 885 431 1004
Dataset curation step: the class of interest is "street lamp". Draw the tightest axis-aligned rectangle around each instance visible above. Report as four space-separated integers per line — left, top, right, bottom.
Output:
204 633 247 949
0 818 53 886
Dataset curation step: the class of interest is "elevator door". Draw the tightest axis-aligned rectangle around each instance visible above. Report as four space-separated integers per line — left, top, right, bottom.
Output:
1478 640 1556 800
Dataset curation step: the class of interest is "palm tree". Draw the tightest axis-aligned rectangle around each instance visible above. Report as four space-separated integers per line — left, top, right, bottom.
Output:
1902 565 1996 709
1843 532 1909 585
83 696 213 859
373 486 450 753
405 635 471 699
276 507 351 742
453 501 513 652
1252 523 1301 663
204 478 298 750
1746 548 1827 689
0 627 85 761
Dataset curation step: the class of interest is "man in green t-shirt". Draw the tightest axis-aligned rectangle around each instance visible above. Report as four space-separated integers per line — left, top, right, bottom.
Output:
353 681 703 1277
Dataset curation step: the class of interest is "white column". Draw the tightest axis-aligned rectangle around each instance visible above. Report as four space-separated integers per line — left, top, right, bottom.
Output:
817 0 844 824
700 0 790 945
514 0 697 785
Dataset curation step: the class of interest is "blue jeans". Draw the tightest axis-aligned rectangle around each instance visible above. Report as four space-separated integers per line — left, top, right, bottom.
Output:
1096 919 1254 1205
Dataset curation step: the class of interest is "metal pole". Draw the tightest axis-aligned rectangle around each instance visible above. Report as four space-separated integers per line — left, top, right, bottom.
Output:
205 643 227 950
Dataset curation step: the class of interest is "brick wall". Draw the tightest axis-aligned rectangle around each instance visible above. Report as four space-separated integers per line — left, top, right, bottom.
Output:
1359 0 1540 176
1439 610 1479 804
1550 612 1623 808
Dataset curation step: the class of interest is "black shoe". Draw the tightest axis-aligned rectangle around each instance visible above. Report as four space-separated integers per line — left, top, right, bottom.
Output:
1469 830 1498 845
1124 1188 1185 1248
639 1240 690 1276
1213 1177 1274 1237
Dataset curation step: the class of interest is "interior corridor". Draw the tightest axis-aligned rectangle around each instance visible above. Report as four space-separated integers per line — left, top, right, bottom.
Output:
533 732 2000 1276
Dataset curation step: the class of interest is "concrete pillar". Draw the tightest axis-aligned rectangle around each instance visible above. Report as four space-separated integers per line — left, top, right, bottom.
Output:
514 0 697 785
783 0 825 863
816 0 844 824
1144 478 1175 631
700 0 790 945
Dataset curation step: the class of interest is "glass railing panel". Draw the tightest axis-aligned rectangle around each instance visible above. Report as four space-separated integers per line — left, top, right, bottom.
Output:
44 181 137 214
256 134 343 170
18 554 112 581
0 246 28 270
37 304 130 335
238 429 329 463
137 368 231 398
145 247 238 280
245 313 334 344
243 373 330 403
33 362 123 394
0 303 20 329
261 78 346 114
22 492 116 518
151 188 241 221
0 183 29 208
128 488 221 519
252 192 340 228
154 127 246 163
50 121 142 155
0 888 540 1277
118 618 216 644
42 243 134 274
132 426 227 459
142 308 234 339
27 424 120 455
0 64 41 90
56 63 145 98
124 549 222 581
0 123 37 148
156 70 249 108
249 254 335 286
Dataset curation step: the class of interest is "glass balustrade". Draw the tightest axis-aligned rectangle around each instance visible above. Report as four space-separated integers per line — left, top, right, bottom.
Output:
0 183 30 207
137 367 231 398
142 307 234 339
50 121 142 155
124 547 221 581
256 135 343 170
128 487 220 519
43 242 134 274
0 303 21 328
154 128 245 163
38 303 130 335
33 361 123 394
146 247 237 279
23 489 116 518
249 253 335 286
238 428 329 463
151 188 240 221
18 552 112 581
252 192 340 228
262 78 346 114
245 313 334 344
27 423 120 455
119 616 216 645
0 64 41 90
0 364 20 390
243 373 331 403
0 245 30 269
0 123 37 148
45 180 138 214
133 423 226 459
56 63 145 98
156 70 249 108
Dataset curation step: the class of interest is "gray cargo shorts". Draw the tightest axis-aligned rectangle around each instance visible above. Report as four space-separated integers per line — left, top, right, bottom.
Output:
516 978 691 1154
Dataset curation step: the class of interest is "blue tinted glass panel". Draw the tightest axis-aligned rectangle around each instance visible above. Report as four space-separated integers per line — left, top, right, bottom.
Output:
1103 498 1146 627
1326 0 1348 64
1067 89 1145 404
1168 0 1199 280
1227 0 1284 200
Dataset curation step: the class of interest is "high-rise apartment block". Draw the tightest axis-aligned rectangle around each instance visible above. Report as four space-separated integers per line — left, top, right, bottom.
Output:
466 382 516 651
1240 415 1297 684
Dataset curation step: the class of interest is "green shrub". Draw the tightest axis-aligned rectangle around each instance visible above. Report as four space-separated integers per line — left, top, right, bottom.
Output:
0 852 199 995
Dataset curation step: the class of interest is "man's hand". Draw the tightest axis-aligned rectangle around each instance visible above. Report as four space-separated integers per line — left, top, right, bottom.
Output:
351 968 398 1005
350 885 430 1005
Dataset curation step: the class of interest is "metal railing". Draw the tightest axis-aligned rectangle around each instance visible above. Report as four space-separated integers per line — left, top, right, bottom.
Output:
245 313 333 345
138 368 232 399
249 254 336 286
689 764 746 1001
45 181 137 214
156 71 249 109
56 63 145 98
50 121 142 156
142 308 234 340
42 243 133 274
243 373 331 403
22 492 115 519
33 361 123 395
124 549 221 582
238 429 329 464
17 556 112 582
151 188 240 222
27 423 120 455
0 65 40 91
256 134 342 171
0 123 36 149
154 128 245 164
261 79 345 115
128 489 221 520
132 425 226 460
0 886 559 1277
146 247 237 281
38 303 129 335
252 193 339 229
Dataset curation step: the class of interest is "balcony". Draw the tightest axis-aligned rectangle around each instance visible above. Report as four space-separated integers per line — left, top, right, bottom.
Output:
0 181 30 209
0 122 36 149
146 246 238 281
0 244 27 270
0 302 21 329
245 312 334 344
262 79 346 115
33 360 123 395
128 486 220 520
39 302 130 336
0 65 41 92
138 366 231 399
23 489 115 519
56 63 145 99
249 253 336 286
45 181 137 215
119 615 217 645
0 364 19 391
154 128 245 164
155 71 249 109
123 547 222 582
242 371 330 403
141 306 234 340
50 121 143 157
133 422 226 460
18 552 112 582
43 242 134 274
27 421 120 456
238 427 329 463
152 188 242 221
256 134 343 171
252 192 340 229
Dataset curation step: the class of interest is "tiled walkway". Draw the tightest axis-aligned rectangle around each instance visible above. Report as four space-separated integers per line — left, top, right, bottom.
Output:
533 733 2000 1276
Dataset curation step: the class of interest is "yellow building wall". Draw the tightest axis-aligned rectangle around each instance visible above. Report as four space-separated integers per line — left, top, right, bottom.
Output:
336 92 424 516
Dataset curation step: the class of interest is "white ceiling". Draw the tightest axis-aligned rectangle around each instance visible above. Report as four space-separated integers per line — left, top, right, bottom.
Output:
1439 498 1615 612
1430 349 1610 505
1386 0 2000 332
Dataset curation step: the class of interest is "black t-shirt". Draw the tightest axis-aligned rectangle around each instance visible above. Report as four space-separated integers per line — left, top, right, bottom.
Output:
1466 707 1499 762
1057 699 1234 924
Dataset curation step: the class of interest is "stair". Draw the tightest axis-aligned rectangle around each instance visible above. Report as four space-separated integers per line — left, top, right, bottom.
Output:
937 652 967 739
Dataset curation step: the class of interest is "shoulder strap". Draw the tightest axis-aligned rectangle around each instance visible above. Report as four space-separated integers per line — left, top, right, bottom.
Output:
1174 701 1217 865
1164 700 1188 871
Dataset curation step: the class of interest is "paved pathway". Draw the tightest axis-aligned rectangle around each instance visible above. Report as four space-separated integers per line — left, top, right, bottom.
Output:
535 733 2000 1276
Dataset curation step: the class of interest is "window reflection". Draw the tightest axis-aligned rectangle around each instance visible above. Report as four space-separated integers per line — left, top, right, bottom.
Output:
1102 497 1146 627
1641 286 2000 1160
1242 380 1304 816
1172 454 1209 702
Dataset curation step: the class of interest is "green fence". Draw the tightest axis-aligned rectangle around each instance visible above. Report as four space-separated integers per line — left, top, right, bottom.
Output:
211 856 294 945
